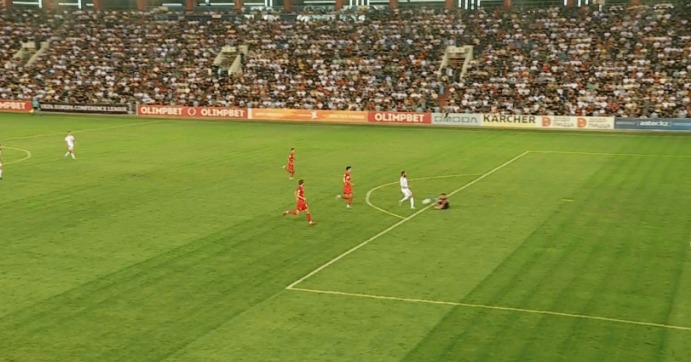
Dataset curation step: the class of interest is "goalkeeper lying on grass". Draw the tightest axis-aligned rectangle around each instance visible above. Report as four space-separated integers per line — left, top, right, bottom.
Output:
423 194 450 210
434 193 450 210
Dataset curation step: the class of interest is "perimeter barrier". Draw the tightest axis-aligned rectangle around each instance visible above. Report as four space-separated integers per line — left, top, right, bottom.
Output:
3 101 690 133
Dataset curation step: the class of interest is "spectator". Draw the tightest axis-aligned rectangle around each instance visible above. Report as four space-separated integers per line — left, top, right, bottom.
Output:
0 4 689 117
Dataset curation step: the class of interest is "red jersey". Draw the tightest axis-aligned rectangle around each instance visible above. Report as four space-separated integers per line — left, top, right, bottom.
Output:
285 151 296 173
343 172 352 193
295 184 308 211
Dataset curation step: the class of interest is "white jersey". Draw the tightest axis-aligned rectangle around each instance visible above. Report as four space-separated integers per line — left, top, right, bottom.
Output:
65 135 75 146
400 176 409 189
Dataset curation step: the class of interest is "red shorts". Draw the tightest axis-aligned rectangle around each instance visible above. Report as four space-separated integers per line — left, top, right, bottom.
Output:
297 201 308 211
343 187 352 195
286 163 294 172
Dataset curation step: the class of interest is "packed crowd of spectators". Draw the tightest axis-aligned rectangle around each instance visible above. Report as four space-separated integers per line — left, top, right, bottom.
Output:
446 4 691 118
0 10 57 68
0 4 689 117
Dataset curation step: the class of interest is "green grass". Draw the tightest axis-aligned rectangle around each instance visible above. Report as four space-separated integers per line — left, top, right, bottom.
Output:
1 113 690 362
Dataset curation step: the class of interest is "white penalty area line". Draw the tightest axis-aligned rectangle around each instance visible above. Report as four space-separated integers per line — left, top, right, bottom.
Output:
290 287 691 332
287 151 530 290
2 146 32 165
530 150 691 159
0 120 163 142
365 173 483 220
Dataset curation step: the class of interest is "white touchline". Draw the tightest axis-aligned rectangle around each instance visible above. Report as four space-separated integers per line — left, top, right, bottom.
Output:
365 173 484 220
286 151 530 290
530 150 691 159
479 129 690 139
3 146 32 165
0 120 163 142
290 287 691 332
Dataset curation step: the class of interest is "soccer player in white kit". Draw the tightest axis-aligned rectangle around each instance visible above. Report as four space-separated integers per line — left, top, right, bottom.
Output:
64 131 76 159
399 170 415 209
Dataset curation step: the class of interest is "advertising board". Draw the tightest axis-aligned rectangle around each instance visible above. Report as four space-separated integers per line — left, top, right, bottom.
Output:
138 105 247 119
614 119 691 131
538 116 614 130
249 109 367 123
368 112 431 124
0 100 32 112
482 114 537 128
431 113 483 127
40 103 130 115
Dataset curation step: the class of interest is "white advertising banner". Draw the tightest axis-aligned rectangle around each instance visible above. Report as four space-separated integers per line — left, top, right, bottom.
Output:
431 113 483 127
538 116 614 130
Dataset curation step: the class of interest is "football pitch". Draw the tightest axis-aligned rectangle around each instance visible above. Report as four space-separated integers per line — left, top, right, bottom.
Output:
1 114 691 362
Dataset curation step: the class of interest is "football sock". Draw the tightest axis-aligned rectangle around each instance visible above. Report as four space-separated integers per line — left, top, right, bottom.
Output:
0 169 3 178
306 214 312 223
71 154 76 159
410 198 415 207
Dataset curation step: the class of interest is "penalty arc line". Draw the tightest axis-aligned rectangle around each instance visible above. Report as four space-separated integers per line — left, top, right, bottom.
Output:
2 146 32 165
365 173 484 220
289 287 691 332
286 151 530 290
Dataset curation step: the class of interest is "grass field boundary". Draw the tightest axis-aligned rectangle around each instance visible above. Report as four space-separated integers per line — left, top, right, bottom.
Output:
3 146 32 165
530 150 691 159
289 287 691 332
364 173 483 220
0 120 163 142
286 151 530 290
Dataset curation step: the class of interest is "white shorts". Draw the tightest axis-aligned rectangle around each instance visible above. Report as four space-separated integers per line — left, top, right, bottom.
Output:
67 144 74 151
401 188 412 198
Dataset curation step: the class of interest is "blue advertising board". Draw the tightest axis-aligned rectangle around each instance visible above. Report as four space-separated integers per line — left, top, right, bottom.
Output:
614 118 691 131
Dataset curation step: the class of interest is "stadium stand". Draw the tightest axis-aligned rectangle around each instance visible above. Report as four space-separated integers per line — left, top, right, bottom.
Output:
0 10 57 71
0 4 689 117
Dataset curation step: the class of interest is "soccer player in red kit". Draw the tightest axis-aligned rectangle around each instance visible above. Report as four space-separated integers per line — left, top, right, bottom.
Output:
336 166 353 208
283 148 295 179
283 179 315 225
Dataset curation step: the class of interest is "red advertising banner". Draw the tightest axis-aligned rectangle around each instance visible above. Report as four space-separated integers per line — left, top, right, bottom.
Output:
137 105 247 119
0 100 32 112
249 109 368 123
368 112 431 124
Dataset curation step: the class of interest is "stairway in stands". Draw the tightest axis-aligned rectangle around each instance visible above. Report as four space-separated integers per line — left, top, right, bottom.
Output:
438 45 473 81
